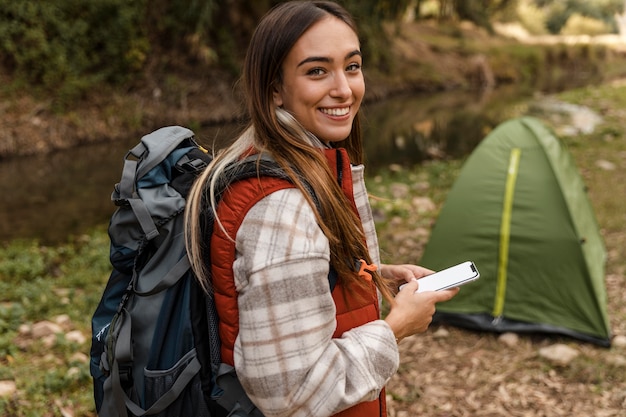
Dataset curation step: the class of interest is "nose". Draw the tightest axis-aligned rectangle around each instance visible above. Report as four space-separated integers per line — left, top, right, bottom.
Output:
330 72 351 99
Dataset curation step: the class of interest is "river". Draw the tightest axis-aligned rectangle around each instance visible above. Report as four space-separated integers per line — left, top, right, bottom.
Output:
0 86 534 244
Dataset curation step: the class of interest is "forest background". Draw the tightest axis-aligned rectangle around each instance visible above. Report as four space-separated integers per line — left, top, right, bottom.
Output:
2 0 626 158
2 0 626 416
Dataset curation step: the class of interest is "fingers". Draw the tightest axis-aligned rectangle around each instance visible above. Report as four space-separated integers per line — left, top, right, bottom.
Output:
435 286 460 302
398 278 419 294
381 264 435 282
400 264 434 280
385 280 461 339
410 265 435 279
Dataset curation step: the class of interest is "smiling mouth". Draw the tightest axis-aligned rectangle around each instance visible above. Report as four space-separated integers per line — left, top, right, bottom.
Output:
320 107 349 116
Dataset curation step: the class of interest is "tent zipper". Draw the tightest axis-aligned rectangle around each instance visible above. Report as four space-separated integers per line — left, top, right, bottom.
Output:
493 148 521 320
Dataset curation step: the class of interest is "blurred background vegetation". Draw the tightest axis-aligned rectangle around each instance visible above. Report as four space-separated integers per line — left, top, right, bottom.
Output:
1 0 625 107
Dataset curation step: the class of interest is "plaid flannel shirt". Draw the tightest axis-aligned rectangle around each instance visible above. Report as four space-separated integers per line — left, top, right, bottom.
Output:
232 164 399 417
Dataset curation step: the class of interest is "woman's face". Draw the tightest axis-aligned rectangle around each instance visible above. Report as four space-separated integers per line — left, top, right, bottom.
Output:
273 16 364 143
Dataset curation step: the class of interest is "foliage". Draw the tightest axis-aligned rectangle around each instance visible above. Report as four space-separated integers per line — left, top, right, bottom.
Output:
560 13 612 35
452 0 519 32
516 0 549 34
0 0 417 102
0 229 111 415
412 0 625 35
0 0 149 106
343 0 410 73
1 0 624 107
537 0 624 34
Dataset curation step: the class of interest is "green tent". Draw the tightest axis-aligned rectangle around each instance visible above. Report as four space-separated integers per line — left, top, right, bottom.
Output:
420 117 611 347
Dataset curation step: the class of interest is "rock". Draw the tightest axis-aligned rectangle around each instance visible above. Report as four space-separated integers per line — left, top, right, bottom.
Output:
70 352 89 364
0 380 16 398
43 334 57 348
432 327 450 338
612 334 626 348
65 330 86 345
390 183 410 199
606 355 626 366
411 196 436 213
54 314 72 329
31 321 63 338
538 343 579 366
54 398 75 417
412 180 430 193
18 324 31 336
596 159 616 171
498 332 519 347
67 367 81 379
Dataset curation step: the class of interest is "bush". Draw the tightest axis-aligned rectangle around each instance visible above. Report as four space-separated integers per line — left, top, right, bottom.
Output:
560 13 612 36
0 0 148 103
516 0 548 35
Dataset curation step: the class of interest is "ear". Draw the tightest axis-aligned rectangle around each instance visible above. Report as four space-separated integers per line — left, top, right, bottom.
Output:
272 85 284 107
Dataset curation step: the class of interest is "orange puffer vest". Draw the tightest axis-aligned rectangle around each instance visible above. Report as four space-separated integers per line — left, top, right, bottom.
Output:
210 148 386 417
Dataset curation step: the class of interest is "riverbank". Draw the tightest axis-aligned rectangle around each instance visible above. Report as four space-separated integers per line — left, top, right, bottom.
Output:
3 21 626 159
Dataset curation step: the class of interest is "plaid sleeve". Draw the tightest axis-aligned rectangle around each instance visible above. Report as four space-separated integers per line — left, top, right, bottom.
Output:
352 164 381 267
232 188 399 417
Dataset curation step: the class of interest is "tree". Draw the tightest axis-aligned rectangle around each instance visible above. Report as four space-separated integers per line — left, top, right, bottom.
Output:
452 0 519 32
538 0 624 33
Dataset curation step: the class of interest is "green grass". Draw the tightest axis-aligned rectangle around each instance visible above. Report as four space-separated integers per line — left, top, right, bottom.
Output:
0 228 110 416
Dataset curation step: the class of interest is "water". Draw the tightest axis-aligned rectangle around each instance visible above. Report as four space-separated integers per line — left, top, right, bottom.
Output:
0 86 534 244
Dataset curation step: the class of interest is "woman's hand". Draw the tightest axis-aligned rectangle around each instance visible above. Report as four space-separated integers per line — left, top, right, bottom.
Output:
383 275 459 341
380 263 434 287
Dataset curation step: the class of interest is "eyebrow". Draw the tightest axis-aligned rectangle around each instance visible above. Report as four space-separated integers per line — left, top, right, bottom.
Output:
297 50 362 67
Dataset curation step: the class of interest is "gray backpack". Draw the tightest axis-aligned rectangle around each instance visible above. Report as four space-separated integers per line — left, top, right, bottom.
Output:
90 126 278 417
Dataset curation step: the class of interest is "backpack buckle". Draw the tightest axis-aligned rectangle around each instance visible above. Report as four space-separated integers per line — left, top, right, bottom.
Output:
100 352 110 376
118 364 133 387
179 157 207 173
113 198 130 207
112 183 131 207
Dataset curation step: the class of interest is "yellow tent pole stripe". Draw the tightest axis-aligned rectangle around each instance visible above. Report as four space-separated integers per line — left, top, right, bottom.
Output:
493 148 521 318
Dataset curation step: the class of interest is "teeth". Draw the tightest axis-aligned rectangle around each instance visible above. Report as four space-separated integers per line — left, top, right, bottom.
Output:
321 107 349 116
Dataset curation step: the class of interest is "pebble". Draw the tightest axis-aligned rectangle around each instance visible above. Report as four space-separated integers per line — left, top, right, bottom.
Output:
498 332 519 347
411 196 436 213
596 159 616 171
31 321 63 338
67 367 81 379
0 380 16 398
612 334 626 348
538 343 579 366
54 314 72 329
65 330 86 345
70 352 89 364
432 327 450 338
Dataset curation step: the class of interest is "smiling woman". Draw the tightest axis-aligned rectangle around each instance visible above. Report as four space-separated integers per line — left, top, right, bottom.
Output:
272 15 365 143
183 2 459 416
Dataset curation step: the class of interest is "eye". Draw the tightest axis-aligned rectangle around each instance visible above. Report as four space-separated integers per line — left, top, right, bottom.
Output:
346 62 362 72
306 67 326 76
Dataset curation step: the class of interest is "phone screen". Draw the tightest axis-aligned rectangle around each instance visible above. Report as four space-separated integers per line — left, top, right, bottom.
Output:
400 261 480 293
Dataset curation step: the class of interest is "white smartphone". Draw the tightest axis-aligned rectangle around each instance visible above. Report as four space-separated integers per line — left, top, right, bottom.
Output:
400 261 480 293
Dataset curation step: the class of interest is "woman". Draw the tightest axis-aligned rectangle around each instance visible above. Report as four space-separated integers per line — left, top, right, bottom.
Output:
185 1 459 416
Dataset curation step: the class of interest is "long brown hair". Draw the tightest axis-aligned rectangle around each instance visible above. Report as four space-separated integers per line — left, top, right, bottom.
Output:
185 1 394 301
